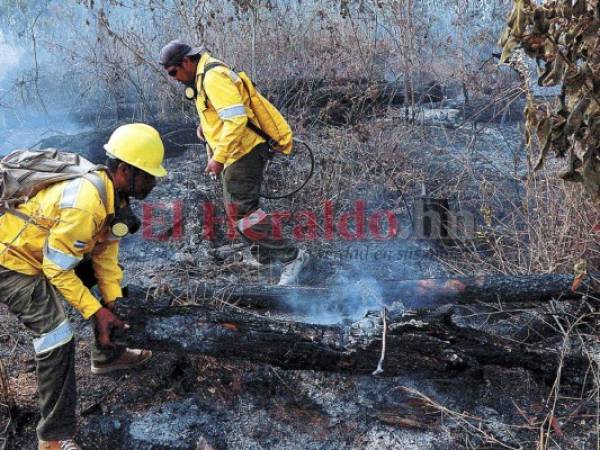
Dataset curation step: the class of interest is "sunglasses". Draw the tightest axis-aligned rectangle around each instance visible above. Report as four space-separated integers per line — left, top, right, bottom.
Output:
167 65 179 77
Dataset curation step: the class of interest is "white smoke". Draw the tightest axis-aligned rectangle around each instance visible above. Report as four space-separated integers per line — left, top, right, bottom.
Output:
0 33 22 82
284 273 388 325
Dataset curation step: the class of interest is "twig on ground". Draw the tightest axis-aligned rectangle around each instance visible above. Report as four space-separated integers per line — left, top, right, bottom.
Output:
397 386 521 450
372 307 387 376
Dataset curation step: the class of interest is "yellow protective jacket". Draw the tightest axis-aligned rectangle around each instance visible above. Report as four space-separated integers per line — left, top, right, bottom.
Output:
0 170 122 319
194 52 266 167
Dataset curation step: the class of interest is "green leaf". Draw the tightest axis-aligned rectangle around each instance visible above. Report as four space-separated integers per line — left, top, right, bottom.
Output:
582 148 600 203
565 96 591 135
538 55 566 86
573 0 586 17
534 117 552 169
533 8 549 34
500 36 520 63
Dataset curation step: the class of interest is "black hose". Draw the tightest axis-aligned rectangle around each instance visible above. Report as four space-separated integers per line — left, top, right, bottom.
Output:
163 128 316 199
259 138 315 199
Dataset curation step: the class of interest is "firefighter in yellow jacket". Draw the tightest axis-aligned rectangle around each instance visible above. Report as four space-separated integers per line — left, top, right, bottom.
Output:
0 123 167 450
159 40 309 285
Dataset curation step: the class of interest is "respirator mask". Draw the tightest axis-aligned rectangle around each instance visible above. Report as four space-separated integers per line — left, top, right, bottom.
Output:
109 197 141 239
184 85 197 100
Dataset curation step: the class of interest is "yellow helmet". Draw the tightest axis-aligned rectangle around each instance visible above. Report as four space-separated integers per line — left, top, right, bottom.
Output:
104 123 167 177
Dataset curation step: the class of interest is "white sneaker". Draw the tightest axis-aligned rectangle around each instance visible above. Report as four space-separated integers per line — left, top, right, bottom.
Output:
239 248 265 268
278 249 310 286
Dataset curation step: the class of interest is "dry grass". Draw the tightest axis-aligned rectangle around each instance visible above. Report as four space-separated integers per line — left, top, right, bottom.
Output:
0 357 13 450
441 172 600 276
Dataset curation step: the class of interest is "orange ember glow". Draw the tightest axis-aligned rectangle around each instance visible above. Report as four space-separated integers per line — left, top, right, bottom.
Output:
442 280 466 293
221 322 239 331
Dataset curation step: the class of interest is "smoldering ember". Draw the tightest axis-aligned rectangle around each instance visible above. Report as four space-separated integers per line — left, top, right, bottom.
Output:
0 2 600 450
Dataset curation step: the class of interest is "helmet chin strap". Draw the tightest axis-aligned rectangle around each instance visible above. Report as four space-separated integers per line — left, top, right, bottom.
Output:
128 165 137 199
108 163 136 201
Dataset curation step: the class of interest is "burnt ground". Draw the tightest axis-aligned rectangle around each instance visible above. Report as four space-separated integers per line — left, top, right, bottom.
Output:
1 109 599 449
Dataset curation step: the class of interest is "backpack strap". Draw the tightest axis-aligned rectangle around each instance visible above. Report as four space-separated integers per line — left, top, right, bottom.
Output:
82 172 108 210
201 62 275 145
245 120 275 145
201 61 228 109
0 204 43 227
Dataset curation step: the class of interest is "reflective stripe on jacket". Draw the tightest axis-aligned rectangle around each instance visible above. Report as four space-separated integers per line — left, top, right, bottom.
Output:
195 52 265 167
0 171 122 319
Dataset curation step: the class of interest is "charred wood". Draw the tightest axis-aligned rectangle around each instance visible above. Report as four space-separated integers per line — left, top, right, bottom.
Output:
176 273 588 311
35 122 197 164
115 291 592 385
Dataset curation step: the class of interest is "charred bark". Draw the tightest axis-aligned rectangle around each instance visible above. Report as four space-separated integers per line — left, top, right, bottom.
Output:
115 291 591 384
36 122 197 163
265 78 444 125
178 273 587 311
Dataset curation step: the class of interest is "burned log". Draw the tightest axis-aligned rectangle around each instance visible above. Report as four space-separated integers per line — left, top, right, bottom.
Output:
263 78 445 125
115 291 592 384
182 273 587 311
35 122 197 163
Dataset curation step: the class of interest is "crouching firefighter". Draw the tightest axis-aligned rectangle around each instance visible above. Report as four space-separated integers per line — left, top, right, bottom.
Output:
0 123 167 450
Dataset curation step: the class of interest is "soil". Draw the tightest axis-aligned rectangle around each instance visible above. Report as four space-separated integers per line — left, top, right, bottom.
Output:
1 105 598 450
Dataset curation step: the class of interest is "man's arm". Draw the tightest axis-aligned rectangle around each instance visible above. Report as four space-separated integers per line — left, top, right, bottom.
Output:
42 181 127 347
91 239 123 305
42 207 103 319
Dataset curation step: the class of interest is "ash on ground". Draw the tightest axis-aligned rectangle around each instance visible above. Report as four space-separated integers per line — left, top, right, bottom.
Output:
1 112 597 449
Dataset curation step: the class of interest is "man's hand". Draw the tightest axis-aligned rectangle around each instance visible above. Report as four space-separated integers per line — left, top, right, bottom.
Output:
103 297 124 313
94 306 128 349
196 125 204 141
205 158 224 178
104 302 116 312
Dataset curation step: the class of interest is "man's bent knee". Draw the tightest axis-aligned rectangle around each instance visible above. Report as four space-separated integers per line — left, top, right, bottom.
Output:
33 319 74 355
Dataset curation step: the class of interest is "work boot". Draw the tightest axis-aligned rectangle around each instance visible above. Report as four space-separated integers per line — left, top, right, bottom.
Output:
278 249 310 286
38 439 81 450
91 348 152 375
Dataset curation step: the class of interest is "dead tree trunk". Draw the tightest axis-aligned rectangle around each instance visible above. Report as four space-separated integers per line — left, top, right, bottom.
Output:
181 273 585 311
115 292 590 384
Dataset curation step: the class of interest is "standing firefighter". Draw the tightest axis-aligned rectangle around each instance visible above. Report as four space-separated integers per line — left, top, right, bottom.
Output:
0 123 167 450
159 40 309 285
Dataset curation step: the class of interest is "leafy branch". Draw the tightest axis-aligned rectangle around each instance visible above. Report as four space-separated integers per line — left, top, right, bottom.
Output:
499 0 600 202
